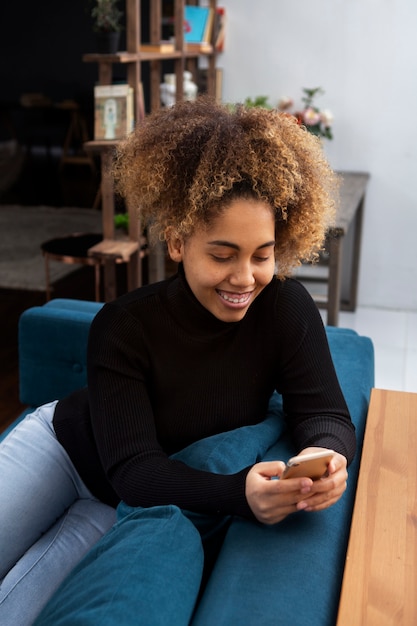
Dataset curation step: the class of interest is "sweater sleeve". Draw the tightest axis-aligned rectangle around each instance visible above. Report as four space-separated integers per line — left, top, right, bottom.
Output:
275 280 356 464
87 301 254 519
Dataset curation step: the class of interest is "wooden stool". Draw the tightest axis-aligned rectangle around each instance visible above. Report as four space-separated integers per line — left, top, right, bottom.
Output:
88 238 143 302
87 238 140 264
41 233 103 301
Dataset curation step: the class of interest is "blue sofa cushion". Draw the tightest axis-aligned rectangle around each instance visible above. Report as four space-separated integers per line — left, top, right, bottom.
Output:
34 411 291 625
34 505 204 626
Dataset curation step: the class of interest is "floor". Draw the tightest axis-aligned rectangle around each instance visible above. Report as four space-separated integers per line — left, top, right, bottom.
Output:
322 307 417 394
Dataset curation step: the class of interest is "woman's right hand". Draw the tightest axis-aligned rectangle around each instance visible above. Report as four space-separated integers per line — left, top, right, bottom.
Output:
245 461 314 524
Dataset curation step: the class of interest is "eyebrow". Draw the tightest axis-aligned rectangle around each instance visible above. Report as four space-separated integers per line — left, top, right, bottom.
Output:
207 240 276 251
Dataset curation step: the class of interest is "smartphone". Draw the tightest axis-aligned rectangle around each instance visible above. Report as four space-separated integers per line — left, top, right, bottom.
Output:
281 450 334 480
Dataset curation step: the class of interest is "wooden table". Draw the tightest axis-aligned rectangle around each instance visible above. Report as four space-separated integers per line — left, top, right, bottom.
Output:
297 171 370 326
337 388 417 625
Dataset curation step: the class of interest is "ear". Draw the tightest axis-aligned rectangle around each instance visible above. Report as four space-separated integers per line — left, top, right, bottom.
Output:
165 229 184 263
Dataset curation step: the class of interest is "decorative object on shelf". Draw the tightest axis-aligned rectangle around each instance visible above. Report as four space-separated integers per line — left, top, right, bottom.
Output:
90 0 123 54
94 84 134 140
278 87 334 140
160 72 198 108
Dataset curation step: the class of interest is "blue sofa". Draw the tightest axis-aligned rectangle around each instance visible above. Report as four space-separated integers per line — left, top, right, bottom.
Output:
2 299 375 625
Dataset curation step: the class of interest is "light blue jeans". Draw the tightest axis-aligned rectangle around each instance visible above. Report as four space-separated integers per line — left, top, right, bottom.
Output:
0 402 117 626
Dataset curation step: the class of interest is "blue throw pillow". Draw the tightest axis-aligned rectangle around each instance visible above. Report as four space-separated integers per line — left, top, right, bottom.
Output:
34 505 204 626
34 400 286 625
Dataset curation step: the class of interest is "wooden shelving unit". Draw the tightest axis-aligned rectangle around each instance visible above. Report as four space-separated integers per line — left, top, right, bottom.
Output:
83 0 218 300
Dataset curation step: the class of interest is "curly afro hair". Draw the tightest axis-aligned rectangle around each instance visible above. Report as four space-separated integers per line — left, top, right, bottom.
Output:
113 96 339 278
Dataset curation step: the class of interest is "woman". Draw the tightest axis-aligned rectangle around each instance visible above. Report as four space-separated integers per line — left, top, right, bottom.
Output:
0 97 354 625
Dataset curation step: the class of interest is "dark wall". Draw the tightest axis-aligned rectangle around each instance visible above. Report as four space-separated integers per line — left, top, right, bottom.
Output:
0 1 129 205
0 1 103 109
0 1 156 143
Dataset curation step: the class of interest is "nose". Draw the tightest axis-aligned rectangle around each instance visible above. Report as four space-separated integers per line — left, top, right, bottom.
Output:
228 260 256 287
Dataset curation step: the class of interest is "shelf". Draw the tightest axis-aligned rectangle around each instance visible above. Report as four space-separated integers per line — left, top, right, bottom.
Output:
83 50 185 63
83 48 215 64
84 0 219 301
84 139 120 151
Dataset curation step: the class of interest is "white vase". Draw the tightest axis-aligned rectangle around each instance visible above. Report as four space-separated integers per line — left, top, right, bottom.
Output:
160 71 198 107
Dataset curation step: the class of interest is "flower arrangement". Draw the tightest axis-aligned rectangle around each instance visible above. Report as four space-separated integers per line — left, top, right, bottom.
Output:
278 87 334 140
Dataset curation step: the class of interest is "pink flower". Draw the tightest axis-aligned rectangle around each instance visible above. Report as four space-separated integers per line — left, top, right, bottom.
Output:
277 88 334 139
320 109 334 127
302 107 321 126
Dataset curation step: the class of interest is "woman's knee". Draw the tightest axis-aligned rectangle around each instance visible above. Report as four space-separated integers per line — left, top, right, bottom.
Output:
67 499 117 539
34 505 204 625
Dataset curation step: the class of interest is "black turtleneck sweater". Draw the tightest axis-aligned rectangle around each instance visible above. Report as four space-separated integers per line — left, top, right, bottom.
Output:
53 268 355 519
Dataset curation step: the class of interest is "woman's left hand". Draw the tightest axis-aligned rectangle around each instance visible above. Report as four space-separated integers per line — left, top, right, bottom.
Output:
295 447 348 513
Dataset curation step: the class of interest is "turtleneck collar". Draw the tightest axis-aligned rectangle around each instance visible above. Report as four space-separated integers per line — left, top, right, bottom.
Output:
163 263 241 337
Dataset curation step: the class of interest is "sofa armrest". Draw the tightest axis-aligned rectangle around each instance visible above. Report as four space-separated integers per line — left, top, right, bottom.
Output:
18 299 102 408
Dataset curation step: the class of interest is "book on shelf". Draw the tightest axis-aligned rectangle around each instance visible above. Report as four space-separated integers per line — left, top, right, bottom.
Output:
214 7 226 52
94 84 134 141
184 5 214 44
185 41 213 54
140 41 176 54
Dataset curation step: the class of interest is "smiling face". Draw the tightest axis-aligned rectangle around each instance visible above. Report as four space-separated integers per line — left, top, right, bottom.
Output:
167 198 276 322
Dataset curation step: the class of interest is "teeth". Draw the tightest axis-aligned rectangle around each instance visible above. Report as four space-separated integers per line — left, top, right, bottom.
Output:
218 291 250 304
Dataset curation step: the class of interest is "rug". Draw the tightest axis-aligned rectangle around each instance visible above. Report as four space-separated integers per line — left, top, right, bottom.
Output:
0 205 102 291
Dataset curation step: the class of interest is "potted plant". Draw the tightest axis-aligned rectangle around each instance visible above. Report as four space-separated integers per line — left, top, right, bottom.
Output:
91 0 123 54
114 212 129 234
